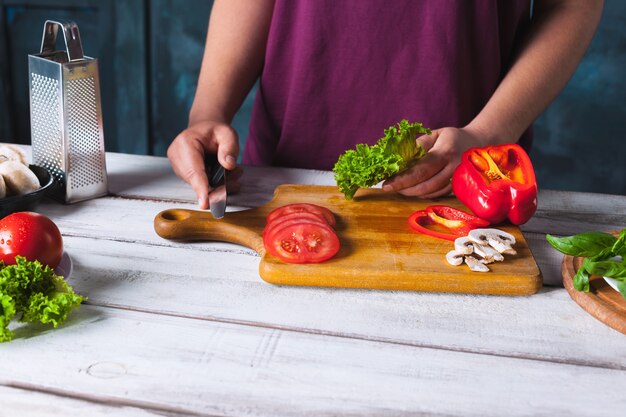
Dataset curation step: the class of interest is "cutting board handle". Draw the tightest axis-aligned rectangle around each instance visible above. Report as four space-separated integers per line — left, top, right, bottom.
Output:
154 208 265 255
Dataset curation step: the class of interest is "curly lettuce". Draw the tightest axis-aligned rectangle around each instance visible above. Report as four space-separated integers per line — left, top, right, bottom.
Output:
0 256 85 342
332 119 432 200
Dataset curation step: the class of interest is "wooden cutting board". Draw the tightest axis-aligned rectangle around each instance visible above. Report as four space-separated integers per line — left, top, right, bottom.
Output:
562 254 626 335
154 184 542 295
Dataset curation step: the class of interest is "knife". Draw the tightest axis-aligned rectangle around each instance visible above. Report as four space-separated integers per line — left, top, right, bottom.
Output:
207 155 227 219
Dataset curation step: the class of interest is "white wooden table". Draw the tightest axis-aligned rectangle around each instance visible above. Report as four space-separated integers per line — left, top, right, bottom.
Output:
1 150 625 416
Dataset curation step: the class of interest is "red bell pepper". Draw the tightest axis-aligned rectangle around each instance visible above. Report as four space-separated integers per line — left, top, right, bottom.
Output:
408 205 490 241
451 144 538 225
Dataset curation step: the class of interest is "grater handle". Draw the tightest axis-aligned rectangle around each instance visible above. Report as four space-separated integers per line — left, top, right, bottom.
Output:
40 20 85 62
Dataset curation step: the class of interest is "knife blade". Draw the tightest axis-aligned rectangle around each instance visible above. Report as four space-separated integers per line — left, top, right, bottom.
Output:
207 156 227 219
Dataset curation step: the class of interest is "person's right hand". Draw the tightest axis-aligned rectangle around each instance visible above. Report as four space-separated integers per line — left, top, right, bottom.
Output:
167 120 240 210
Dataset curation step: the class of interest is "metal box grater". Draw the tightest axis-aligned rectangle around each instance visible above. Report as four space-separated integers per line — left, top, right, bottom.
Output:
28 20 108 203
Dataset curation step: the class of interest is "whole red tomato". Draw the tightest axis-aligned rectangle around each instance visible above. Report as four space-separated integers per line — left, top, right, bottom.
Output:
0 212 63 268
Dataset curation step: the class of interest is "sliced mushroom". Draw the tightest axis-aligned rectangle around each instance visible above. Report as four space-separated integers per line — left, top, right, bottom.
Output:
446 250 465 266
488 238 517 255
468 229 490 246
454 236 474 255
469 252 493 265
468 228 517 255
472 243 504 262
0 144 28 165
0 175 6 198
464 256 490 272
0 161 40 195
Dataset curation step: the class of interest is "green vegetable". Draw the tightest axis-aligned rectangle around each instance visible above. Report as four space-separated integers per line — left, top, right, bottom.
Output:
546 228 626 299
0 256 85 342
545 231 616 257
332 119 431 200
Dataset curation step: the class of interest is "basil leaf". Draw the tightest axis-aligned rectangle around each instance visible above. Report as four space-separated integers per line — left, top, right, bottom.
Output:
585 260 626 278
589 247 617 262
611 229 626 257
573 260 591 292
546 232 617 257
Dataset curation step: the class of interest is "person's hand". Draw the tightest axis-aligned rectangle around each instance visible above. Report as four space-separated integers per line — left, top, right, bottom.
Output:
382 126 487 198
167 120 242 209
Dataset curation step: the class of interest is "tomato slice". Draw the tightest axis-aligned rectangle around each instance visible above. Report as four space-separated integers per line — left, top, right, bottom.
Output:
263 220 340 264
263 212 329 239
266 203 336 227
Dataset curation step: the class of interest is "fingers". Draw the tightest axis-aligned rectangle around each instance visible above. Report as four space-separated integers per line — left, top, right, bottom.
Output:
415 130 438 152
398 169 454 198
211 125 239 170
168 122 240 210
168 132 211 209
383 150 444 193
418 183 453 199
382 127 467 198
396 158 455 197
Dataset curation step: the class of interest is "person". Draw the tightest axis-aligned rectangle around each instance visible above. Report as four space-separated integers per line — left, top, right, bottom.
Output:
167 0 603 209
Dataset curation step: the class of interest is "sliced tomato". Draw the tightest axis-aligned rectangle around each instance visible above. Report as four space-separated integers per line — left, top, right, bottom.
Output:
263 220 340 264
266 203 336 227
263 212 328 239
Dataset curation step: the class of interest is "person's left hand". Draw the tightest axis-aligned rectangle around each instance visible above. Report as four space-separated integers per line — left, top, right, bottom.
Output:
382 126 487 198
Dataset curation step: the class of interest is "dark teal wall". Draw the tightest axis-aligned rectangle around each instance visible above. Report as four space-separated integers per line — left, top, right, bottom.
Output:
531 1 626 195
0 0 149 154
146 0 256 156
1 0 624 195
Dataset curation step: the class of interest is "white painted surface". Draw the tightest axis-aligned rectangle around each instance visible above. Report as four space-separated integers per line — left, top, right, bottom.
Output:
2 306 625 417
2 147 626 416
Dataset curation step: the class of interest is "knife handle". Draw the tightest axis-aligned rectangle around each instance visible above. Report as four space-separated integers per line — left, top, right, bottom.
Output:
153 208 265 255
205 154 225 188
209 164 225 188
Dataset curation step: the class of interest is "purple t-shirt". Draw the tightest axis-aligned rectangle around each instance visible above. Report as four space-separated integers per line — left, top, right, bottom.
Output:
243 0 532 170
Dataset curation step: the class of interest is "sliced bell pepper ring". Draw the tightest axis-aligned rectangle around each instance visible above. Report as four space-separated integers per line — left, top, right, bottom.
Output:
408 205 490 241
451 144 538 225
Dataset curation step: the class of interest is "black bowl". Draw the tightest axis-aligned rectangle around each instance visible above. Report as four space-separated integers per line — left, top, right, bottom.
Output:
0 165 56 218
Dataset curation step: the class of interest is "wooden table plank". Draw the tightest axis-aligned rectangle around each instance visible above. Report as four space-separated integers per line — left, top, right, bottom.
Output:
1 305 625 417
59 235 626 370
0 386 166 417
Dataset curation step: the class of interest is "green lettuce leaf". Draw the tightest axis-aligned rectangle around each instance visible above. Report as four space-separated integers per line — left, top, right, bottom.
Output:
0 294 17 342
332 119 431 200
0 256 85 342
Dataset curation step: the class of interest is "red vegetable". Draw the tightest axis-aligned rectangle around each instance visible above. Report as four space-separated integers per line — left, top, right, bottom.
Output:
263 212 329 240
0 212 63 268
267 203 336 227
451 144 538 225
264 203 340 263
408 205 490 241
264 220 340 264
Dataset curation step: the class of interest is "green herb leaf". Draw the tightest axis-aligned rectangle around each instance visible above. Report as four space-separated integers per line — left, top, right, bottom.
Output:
333 119 431 200
0 256 85 342
546 232 617 257
585 260 626 278
0 294 17 342
573 260 591 292
611 229 626 257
